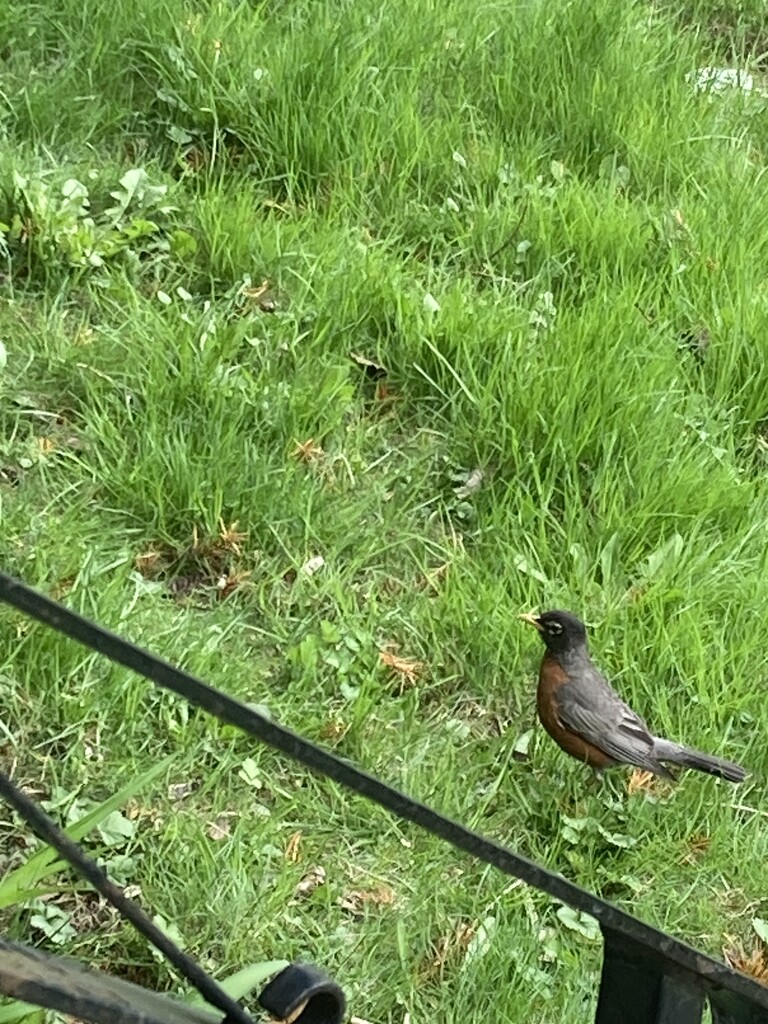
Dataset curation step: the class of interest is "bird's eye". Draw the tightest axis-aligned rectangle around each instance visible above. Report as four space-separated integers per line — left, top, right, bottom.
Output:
545 621 563 635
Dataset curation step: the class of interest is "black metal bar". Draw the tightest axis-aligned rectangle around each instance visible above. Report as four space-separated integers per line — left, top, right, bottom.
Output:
597 928 707 1023
710 990 768 1024
1 572 767 1014
0 940 346 1024
0 938 222 1024
0 768 254 1024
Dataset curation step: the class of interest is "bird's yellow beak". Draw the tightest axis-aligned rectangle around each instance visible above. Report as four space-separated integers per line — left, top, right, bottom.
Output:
518 612 544 632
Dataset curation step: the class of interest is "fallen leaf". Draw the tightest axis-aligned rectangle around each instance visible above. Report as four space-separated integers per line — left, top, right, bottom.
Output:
285 831 302 863
218 518 248 554
338 884 395 915
216 570 251 599
626 769 656 796
167 781 196 801
419 920 476 982
124 800 163 829
681 834 711 864
319 718 347 741
291 438 325 463
300 555 326 576
453 467 484 499
350 352 387 380
241 278 270 301
135 549 163 576
379 649 424 692
724 943 768 986
512 730 533 762
206 814 235 841
293 865 326 898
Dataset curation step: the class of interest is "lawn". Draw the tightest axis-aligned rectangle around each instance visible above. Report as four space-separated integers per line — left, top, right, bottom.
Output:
2 0 768 1020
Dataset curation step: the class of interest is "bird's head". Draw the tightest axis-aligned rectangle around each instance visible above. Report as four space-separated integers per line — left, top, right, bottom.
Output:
518 609 589 655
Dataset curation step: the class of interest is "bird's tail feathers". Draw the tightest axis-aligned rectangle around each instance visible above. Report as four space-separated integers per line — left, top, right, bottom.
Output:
653 738 746 783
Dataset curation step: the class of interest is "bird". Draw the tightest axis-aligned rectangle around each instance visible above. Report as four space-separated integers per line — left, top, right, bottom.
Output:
518 609 746 783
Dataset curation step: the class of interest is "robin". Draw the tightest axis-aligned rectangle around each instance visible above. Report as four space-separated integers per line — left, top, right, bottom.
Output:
519 609 746 783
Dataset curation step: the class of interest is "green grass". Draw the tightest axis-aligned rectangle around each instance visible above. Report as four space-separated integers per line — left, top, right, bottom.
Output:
2 0 768 1019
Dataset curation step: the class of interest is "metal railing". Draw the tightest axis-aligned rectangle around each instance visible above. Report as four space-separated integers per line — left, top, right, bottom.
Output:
0 937 343 1024
0 571 766 1024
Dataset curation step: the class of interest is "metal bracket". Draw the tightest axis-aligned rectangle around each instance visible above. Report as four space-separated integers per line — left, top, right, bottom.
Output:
0 938 345 1024
258 962 345 1024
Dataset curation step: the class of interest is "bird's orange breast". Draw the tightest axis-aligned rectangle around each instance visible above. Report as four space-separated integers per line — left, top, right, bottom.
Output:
536 654 616 770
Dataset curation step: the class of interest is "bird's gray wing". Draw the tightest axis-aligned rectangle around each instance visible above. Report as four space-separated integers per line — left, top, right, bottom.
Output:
556 667 662 771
